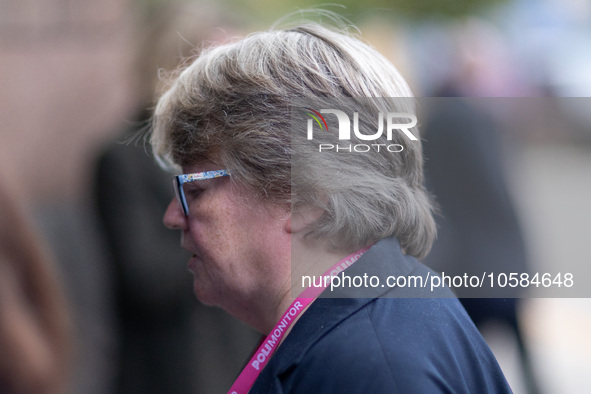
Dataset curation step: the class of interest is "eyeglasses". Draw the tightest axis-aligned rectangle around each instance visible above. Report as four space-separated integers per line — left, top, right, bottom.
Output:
173 169 231 216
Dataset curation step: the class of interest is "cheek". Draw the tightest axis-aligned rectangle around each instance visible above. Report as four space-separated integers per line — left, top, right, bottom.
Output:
187 200 238 255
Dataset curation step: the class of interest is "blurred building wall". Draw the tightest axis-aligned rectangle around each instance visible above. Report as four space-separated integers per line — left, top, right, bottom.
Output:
0 0 135 204
1 2 137 392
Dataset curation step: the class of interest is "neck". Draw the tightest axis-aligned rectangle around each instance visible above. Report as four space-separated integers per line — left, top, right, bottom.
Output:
224 286 291 335
261 239 350 334
228 239 352 335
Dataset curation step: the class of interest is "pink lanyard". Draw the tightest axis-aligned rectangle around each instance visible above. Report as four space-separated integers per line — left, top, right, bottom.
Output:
228 246 370 394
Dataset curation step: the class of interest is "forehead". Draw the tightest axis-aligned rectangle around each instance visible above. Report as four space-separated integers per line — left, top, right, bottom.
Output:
182 158 223 174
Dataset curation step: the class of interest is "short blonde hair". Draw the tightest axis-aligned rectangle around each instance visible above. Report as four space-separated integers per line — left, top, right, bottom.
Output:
151 22 436 258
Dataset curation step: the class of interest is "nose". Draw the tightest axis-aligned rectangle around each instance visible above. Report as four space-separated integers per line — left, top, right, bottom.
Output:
163 198 188 230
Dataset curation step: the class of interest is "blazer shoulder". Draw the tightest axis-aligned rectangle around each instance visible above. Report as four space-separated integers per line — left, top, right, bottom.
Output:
282 298 510 394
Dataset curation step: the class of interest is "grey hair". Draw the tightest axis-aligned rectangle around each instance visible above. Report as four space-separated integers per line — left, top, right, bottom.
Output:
151 22 436 259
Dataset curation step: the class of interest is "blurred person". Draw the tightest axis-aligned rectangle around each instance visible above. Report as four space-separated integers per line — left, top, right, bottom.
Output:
0 174 71 394
151 17 512 393
421 20 539 393
422 98 539 394
93 2 258 393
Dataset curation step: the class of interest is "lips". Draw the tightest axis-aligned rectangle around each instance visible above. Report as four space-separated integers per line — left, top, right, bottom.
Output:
187 254 200 272
181 239 199 257
182 236 202 272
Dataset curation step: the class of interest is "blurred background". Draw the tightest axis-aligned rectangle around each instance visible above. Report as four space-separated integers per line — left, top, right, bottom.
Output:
1 0 590 393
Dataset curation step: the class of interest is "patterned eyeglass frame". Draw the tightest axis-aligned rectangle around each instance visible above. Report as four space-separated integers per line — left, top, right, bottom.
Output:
173 169 231 216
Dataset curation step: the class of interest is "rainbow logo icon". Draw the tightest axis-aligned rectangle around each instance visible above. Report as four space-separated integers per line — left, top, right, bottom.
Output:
305 108 329 132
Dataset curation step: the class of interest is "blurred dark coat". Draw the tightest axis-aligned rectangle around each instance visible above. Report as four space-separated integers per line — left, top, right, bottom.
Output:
422 98 528 314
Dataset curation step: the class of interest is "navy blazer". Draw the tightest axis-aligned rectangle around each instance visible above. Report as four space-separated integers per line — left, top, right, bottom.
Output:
250 238 511 393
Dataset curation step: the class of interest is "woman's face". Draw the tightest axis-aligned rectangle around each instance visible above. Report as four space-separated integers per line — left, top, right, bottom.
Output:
163 160 291 315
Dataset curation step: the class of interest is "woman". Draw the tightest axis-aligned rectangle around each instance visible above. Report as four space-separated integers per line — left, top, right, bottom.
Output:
150 20 511 393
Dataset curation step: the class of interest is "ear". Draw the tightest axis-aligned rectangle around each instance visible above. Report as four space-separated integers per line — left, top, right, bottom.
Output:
285 215 293 234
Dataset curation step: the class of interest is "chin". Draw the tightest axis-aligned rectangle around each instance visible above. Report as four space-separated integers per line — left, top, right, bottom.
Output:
192 281 219 307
